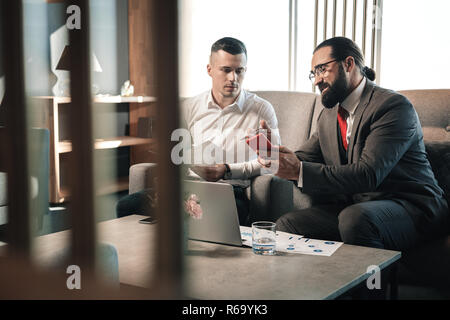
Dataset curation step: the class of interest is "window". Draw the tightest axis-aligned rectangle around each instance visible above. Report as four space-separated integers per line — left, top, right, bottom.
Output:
380 0 450 90
180 0 450 93
179 0 290 97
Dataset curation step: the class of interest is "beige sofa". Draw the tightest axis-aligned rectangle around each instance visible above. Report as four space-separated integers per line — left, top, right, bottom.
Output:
253 89 450 293
0 128 50 233
253 90 449 212
129 89 450 294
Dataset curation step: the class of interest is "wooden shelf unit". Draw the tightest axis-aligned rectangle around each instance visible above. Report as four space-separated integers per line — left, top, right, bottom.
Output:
32 95 156 203
59 176 130 201
58 136 154 153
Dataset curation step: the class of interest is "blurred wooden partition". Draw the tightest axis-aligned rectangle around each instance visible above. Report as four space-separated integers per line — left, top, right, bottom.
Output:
1 0 31 258
0 0 182 299
128 0 158 165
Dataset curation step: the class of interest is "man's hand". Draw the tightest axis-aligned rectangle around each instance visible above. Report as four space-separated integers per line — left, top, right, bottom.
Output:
258 146 301 181
247 119 274 158
191 164 227 182
245 120 272 144
259 119 272 143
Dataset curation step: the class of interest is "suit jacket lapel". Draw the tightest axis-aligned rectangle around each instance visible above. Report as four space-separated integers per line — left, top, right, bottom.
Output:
325 106 342 165
347 80 376 161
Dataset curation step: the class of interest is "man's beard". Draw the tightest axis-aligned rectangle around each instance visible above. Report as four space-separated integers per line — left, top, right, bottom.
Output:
320 64 349 109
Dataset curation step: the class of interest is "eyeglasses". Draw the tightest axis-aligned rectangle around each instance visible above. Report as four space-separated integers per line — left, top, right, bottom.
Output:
309 59 339 83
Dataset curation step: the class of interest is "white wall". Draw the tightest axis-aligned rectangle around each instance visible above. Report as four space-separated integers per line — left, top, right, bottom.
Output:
380 0 450 90
179 0 290 97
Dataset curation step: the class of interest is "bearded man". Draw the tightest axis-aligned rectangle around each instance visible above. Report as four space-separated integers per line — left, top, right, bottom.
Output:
263 37 448 251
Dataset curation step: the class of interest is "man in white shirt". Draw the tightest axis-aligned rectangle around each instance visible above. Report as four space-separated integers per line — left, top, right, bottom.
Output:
117 37 281 226
183 37 280 226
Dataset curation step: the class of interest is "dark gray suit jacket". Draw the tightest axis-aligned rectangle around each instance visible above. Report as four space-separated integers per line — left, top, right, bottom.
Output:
296 80 448 235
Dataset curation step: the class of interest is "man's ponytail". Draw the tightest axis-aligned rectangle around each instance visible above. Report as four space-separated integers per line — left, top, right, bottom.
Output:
362 66 376 81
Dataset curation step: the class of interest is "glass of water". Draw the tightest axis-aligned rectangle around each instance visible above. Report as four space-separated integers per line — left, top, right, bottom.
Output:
252 221 276 255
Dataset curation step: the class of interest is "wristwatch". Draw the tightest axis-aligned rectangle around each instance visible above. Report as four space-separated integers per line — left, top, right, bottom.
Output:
223 163 232 180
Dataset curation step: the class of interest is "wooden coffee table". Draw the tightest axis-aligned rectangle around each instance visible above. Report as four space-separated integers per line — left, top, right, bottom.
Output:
33 214 401 299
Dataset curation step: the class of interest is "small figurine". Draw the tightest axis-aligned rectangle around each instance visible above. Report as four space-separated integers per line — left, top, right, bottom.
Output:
121 80 134 97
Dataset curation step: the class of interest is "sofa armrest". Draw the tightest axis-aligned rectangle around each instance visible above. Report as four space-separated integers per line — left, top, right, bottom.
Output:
0 127 49 232
249 175 293 223
129 163 157 194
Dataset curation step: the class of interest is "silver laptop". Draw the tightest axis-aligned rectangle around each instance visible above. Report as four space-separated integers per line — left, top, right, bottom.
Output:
183 180 244 246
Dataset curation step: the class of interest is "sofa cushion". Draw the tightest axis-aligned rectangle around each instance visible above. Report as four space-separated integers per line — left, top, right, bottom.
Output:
0 174 40 226
129 163 158 194
399 89 450 128
425 142 450 216
250 175 293 222
426 142 450 180
253 91 318 151
399 90 450 143
422 127 450 142
399 142 450 288
0 173 39 207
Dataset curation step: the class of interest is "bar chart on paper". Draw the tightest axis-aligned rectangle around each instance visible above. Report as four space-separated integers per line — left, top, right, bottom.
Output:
240 226 343 256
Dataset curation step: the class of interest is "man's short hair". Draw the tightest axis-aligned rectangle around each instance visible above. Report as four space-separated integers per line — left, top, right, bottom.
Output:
211 37 247 58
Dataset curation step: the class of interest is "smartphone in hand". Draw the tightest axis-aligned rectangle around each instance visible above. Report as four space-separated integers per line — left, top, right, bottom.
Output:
139 217 158 224
246 132 272 154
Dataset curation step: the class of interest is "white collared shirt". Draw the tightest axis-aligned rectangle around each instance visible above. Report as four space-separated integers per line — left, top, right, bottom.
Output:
297 77 366 187
182 89 281 186
339 77 366 146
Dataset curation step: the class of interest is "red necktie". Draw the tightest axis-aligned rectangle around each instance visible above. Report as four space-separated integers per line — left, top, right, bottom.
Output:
337 105 349 151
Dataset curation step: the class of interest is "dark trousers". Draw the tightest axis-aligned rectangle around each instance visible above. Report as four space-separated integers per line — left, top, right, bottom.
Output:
276 200 421 252
116 185 251 226
116 189 155 218
233 185 251 226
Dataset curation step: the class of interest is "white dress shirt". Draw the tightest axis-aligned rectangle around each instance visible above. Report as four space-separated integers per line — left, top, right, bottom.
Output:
339 77 366 145
298 77 367 187
182 89 281 187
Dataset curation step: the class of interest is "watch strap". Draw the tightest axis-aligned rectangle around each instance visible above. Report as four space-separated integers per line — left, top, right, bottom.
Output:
223 163 232 179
